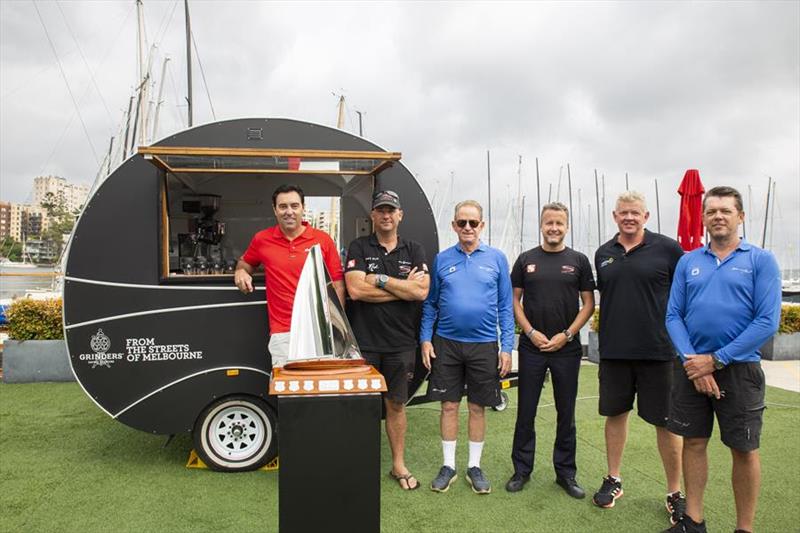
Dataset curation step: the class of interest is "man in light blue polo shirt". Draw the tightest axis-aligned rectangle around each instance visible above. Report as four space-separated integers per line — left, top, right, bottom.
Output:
664 186 781 533
421 199 514 495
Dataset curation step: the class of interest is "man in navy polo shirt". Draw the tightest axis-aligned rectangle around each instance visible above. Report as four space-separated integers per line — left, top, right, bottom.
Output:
421 199 514 495
592 191 685 524
664 186 781 533
345 190 430 491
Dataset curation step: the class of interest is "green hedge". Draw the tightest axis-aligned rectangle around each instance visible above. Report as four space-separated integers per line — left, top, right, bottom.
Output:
6 298 63 340
779 304 800 334
588 304 799 334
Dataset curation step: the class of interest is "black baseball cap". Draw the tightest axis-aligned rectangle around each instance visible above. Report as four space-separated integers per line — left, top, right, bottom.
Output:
372 190 401 209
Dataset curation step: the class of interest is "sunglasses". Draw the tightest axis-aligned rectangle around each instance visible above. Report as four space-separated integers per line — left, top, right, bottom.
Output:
455 219 481 228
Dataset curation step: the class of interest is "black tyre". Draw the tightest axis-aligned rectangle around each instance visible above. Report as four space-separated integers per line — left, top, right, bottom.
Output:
193 395 278 472
492 391 510 412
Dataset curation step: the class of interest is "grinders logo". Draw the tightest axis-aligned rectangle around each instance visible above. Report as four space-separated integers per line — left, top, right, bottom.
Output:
90 329 111 353
79 329 124 368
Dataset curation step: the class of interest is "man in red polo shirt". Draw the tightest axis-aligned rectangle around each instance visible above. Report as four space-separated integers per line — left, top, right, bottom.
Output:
234 184 344 367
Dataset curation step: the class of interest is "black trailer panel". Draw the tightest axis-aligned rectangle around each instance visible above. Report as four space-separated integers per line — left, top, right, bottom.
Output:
66 301 269 420
115 369 272 435
66 156 161 284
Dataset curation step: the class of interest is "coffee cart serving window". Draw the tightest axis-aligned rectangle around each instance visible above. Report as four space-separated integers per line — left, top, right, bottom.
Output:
138 146 402 283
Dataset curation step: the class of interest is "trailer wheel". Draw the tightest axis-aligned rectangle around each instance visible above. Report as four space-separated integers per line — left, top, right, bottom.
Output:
492 391 510 412
193 395 277 472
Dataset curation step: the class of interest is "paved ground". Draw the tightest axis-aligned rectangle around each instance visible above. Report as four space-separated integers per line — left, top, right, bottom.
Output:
762 359 800 392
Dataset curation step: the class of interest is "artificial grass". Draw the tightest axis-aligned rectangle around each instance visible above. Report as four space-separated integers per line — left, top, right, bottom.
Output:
0 365 798 532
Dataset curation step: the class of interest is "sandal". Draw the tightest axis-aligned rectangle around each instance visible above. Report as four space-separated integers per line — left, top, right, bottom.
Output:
389 470 420 491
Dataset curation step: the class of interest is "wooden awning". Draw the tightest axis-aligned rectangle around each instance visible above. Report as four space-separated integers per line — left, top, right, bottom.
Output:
138 146 401 176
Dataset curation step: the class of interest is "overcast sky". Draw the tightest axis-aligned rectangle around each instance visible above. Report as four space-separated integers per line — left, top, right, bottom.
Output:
1 1 798 267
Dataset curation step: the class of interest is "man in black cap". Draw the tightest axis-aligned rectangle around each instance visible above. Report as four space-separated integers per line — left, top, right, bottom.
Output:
345 190 430 491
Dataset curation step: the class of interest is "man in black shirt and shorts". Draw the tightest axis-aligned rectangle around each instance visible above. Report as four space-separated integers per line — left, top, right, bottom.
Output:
345 190 430 491
505 202 595 499
592 191 686 526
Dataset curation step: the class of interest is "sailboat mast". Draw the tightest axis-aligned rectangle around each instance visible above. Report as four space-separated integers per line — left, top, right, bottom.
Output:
152 56 170 141
486 150 492 246
520 195 525 252
336 95 345 129
567 163 574 248
768 181 776 249
185 0 194 127
594 169 601 248
761 176 772 248
654 178 661 234
535 157 541 245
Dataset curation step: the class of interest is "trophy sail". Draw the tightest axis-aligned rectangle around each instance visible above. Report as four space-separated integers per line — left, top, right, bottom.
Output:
287 244 361 362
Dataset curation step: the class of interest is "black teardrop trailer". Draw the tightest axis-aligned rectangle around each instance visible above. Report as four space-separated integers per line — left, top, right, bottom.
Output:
63 118 440 471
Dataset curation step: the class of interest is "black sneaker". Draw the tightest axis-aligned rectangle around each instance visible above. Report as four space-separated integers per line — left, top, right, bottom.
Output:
430 466 457 492
662 514 707 533
466 466 491 494
666 491 687 525
592 475 623 508
504 472 530 492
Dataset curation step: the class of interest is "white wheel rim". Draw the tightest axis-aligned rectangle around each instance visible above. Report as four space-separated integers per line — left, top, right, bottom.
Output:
206 403 270 463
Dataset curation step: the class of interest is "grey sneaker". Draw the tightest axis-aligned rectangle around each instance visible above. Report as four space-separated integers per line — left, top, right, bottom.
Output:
430 466 457 492
466 466 491 494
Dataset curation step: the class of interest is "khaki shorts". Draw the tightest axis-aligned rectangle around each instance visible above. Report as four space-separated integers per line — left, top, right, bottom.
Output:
268 332 291 368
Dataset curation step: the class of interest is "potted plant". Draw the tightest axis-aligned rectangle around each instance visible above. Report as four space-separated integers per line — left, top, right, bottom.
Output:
761 304 800 361
2 298 73 383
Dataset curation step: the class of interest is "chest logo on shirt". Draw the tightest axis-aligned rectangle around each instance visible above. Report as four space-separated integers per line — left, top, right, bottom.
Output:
561 265 575 274
367 263 379 272
347 259 356 269
731 267 752 274
526 264 536 273
691 267 700 276
448 266 457 273
600 257 614 268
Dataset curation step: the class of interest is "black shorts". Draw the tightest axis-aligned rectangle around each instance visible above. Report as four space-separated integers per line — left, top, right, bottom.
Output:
598 359 673 427
428 335 501 408
667 362 765 452
362 350 416 404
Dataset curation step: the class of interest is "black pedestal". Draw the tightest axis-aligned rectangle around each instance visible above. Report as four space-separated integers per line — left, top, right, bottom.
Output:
278 394 381 533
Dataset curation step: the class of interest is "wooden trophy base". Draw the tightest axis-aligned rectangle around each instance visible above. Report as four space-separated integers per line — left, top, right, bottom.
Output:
270 358 387 396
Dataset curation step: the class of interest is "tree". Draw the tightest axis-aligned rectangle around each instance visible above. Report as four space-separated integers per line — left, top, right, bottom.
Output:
40 191 77 259
0 239 23 262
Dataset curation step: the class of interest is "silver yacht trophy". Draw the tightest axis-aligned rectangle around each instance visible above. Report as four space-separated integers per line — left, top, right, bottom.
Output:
270 244 386 394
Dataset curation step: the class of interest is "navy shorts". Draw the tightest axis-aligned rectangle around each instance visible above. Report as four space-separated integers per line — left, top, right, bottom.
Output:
668 362 765 452
428 335 501 408
362 350 416 404
598 359 673 427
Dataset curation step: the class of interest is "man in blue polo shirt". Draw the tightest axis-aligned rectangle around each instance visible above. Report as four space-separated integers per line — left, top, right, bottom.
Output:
664 186 781 533
421 199 514 495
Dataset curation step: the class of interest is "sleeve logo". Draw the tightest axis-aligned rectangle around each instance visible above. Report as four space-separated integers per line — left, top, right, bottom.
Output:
526 264 536 273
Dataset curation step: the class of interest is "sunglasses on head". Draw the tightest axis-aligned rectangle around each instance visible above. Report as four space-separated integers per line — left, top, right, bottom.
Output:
455 219 481 228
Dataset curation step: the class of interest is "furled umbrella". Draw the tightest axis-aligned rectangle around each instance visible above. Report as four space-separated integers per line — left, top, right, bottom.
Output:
677 169 705 251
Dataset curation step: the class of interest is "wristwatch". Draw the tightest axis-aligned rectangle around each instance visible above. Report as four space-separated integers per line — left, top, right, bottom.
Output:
711 353 725 370
526 328 536 339
376 274 389 289
563 329 574 342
